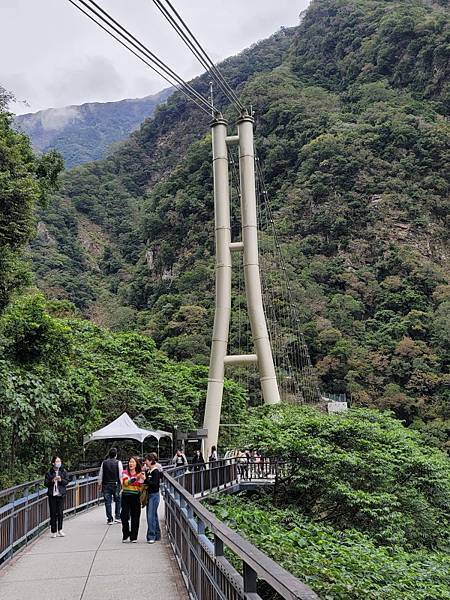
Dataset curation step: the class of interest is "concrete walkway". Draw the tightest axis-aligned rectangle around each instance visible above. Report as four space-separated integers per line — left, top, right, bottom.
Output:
0 504 187 600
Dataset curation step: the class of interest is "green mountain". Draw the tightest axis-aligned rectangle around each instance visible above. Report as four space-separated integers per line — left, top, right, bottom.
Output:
14 88 172 168
30 1 449 447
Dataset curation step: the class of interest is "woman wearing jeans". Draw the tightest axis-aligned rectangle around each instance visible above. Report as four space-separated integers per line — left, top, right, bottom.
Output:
144 455 161 543
44 456 70 538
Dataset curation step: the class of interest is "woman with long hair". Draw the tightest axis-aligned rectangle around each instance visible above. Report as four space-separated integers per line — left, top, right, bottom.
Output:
121 456 144 542
144 454 162 544
44 456 70 538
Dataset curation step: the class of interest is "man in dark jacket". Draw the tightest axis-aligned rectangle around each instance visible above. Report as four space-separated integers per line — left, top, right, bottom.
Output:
97 448 123 524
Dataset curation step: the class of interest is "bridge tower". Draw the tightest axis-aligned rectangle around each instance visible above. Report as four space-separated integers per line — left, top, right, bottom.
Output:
203 113 280 455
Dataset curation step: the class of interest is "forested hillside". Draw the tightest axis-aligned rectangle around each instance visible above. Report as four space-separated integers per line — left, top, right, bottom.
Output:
15 88 172 168
30 0 449 447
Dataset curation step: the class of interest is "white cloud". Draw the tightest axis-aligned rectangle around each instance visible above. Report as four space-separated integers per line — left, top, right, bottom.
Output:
0 0 308 115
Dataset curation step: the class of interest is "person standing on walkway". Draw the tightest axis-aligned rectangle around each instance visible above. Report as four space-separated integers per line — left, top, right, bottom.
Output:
98 447 123 524
208 445 218 463
144 455 161 544
172 448 188 476
192 449 205 471
172 449 187 467
121 456 144 543
44 456 70 538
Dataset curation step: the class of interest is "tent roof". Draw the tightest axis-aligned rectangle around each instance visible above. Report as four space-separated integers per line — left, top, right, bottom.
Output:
83 412 172 445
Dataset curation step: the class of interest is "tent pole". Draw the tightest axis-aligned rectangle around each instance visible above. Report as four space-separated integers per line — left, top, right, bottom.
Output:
157 439 160 459
141 441 143 460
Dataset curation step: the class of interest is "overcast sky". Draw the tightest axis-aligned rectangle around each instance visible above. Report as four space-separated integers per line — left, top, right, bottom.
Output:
1 0 309 115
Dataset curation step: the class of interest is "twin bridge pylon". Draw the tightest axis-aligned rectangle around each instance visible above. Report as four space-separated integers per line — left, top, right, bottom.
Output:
203 113 280 454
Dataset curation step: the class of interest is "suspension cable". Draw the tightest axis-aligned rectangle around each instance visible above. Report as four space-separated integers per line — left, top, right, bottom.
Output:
152 0 245 113
67 0 215 115
255 154 321 403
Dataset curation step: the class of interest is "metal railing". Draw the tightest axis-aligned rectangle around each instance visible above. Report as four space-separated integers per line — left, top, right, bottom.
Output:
164 458 319 600
175 457 290 498
0 468 100 566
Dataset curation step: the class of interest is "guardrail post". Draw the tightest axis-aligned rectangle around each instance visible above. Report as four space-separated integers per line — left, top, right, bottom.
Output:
24 486 29 545
243 562 257 594
214 534 223 557
9 491 15 556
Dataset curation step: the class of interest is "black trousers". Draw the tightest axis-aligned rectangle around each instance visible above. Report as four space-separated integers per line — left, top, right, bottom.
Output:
121 493 141 541
48 495 64 533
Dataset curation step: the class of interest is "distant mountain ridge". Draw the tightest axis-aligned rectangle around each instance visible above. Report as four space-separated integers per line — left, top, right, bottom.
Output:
15 88 172 168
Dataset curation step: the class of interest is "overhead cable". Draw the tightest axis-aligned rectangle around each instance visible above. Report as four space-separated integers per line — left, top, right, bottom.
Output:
80 0 214 112
67 0 214 115
152 0 245 113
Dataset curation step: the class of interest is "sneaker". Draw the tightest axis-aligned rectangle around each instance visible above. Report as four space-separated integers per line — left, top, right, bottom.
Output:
51 533 57 539
131 540 137 543
57 530 65 537
122 539 129 543
114 518 121 523
107 520 113 525
147 539 155 544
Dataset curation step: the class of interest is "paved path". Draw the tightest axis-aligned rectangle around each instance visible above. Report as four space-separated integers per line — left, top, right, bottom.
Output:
0 504 187 600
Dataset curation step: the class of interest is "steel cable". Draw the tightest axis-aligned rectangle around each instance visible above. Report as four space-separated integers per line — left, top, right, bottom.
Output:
67 0 214 115
153 0 245 113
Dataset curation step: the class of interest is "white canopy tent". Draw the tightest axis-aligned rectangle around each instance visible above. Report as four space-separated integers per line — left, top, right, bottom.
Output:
83 412 172 457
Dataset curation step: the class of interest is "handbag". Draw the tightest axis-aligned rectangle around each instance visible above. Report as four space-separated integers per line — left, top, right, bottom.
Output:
140 487 149 508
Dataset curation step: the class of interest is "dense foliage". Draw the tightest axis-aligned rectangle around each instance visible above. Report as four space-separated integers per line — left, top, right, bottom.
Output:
15 88 172 168
0 87 63 311
236 405 449 549
207 404 450 599
27 1 449 447
210 494 450 600
0 293 246 487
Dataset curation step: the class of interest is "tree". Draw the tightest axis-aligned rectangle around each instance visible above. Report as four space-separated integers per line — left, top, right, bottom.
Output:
0 92 63 311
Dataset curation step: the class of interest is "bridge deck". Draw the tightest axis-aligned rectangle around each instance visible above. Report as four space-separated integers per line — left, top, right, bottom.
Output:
0 504 187 600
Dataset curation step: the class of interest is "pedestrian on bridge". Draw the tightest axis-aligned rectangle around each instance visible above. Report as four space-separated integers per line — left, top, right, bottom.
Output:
98 447 123 525
192 449 205 471
172 449 188 476
44 456 70 538
121 456 144 543
144 454 161 544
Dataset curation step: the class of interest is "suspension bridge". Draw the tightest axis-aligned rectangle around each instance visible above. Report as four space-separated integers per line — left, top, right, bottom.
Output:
1 1 336 598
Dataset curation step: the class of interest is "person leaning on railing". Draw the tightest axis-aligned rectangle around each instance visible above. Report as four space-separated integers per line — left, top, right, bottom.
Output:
44 456 70 538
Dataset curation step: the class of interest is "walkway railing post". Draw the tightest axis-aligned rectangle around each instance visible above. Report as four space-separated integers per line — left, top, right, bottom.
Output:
244 562 258 594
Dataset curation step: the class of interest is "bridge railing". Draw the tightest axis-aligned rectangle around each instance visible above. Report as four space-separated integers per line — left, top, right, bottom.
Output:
163 458 319 600
175 456 290 497
0 468 100 566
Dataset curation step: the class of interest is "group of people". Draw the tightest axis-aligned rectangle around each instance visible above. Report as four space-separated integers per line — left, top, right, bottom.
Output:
171 445 218 472
97 448 162 543
236 449 263 478
44 448 163 543
44 444 248 541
